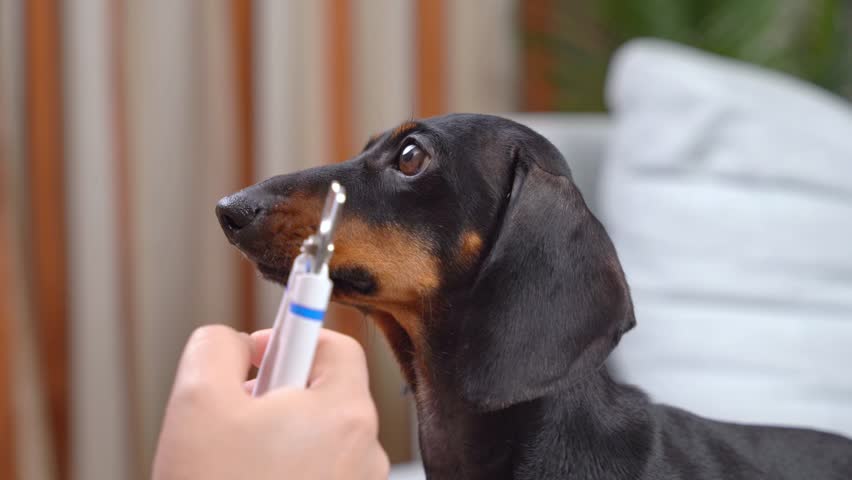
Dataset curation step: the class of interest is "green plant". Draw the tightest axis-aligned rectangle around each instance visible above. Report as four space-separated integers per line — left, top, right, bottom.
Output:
523 0 852 111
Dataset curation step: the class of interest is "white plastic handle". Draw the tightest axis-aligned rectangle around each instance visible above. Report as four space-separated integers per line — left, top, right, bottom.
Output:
252 259 332 395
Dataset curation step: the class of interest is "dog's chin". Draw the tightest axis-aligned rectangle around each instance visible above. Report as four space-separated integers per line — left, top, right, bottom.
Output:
256 261 292 285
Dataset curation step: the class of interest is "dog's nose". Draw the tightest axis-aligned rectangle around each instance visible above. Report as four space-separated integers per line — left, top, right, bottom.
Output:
216 194 263 237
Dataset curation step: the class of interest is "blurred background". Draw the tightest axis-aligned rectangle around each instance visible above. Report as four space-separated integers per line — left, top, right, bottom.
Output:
1 1 851 479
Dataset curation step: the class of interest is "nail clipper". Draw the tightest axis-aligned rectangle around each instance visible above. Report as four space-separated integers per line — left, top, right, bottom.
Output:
252 181 346 395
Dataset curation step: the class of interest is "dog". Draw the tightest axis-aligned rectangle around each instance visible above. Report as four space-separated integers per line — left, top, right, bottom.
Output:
217 114 852 479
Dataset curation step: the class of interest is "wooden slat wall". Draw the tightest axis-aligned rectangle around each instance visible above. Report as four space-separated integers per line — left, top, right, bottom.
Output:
328 0 355 161
416 0 447 116
447 0 519 113
24 1 69 478
521 0 556 111
123 1 201 471
0 2 16 474
65 0 135 478
110 0 142 477
0 155 15 480
231 0 257 334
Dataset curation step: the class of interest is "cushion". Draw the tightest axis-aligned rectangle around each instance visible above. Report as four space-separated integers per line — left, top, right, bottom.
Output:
600 39 852 436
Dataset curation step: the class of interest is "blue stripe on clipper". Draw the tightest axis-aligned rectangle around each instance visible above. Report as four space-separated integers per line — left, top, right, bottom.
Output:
290 303 325 321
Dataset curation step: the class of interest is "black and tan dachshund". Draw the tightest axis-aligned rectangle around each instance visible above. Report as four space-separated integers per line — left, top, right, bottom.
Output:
217 114 852 479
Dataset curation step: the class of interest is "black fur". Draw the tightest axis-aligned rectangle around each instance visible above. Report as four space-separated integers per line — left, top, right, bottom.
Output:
218 114 852 479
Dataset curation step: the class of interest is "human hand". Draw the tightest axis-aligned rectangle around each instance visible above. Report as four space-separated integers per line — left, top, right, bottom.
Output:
152 325 389 480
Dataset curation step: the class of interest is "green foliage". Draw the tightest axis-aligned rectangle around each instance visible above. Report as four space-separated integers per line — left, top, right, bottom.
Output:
524 0 852 111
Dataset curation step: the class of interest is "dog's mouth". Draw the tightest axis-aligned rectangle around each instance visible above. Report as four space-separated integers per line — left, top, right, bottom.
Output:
255 259 378 298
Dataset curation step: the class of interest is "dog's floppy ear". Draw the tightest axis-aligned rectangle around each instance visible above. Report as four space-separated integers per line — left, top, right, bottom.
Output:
449 143 635 411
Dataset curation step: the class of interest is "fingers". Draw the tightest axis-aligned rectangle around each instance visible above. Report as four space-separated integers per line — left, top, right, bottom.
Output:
307 329 370 395
173 325 252 396
367 447 391 480
249 329 273 367
247 329 369 402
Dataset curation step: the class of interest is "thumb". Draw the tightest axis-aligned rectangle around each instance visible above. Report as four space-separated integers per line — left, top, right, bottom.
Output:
173 325 253 396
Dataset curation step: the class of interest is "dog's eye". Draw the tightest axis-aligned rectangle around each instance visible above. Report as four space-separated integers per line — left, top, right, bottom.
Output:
398 143 430 176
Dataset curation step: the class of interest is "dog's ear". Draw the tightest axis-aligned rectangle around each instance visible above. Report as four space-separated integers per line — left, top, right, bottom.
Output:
449 144 635 411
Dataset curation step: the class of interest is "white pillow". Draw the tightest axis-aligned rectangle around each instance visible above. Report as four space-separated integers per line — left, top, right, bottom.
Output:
601 39 852 436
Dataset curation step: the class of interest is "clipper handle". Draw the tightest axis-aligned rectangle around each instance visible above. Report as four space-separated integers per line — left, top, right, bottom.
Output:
252 263 332 394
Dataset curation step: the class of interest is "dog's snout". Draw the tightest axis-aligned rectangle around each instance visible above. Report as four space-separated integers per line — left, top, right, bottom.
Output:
216 194 263 239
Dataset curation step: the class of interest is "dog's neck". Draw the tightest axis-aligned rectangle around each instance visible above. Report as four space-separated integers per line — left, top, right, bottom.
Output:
412 364 654 480
367 306 654 479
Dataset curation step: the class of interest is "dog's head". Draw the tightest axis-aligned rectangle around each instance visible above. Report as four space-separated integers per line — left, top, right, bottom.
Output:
217 113 635 410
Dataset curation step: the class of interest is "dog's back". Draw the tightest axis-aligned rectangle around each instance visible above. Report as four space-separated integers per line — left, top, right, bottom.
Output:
645 405 852 479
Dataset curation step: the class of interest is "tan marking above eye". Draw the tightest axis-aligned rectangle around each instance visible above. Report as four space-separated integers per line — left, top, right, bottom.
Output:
391 120 418 140
458 230 484 266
